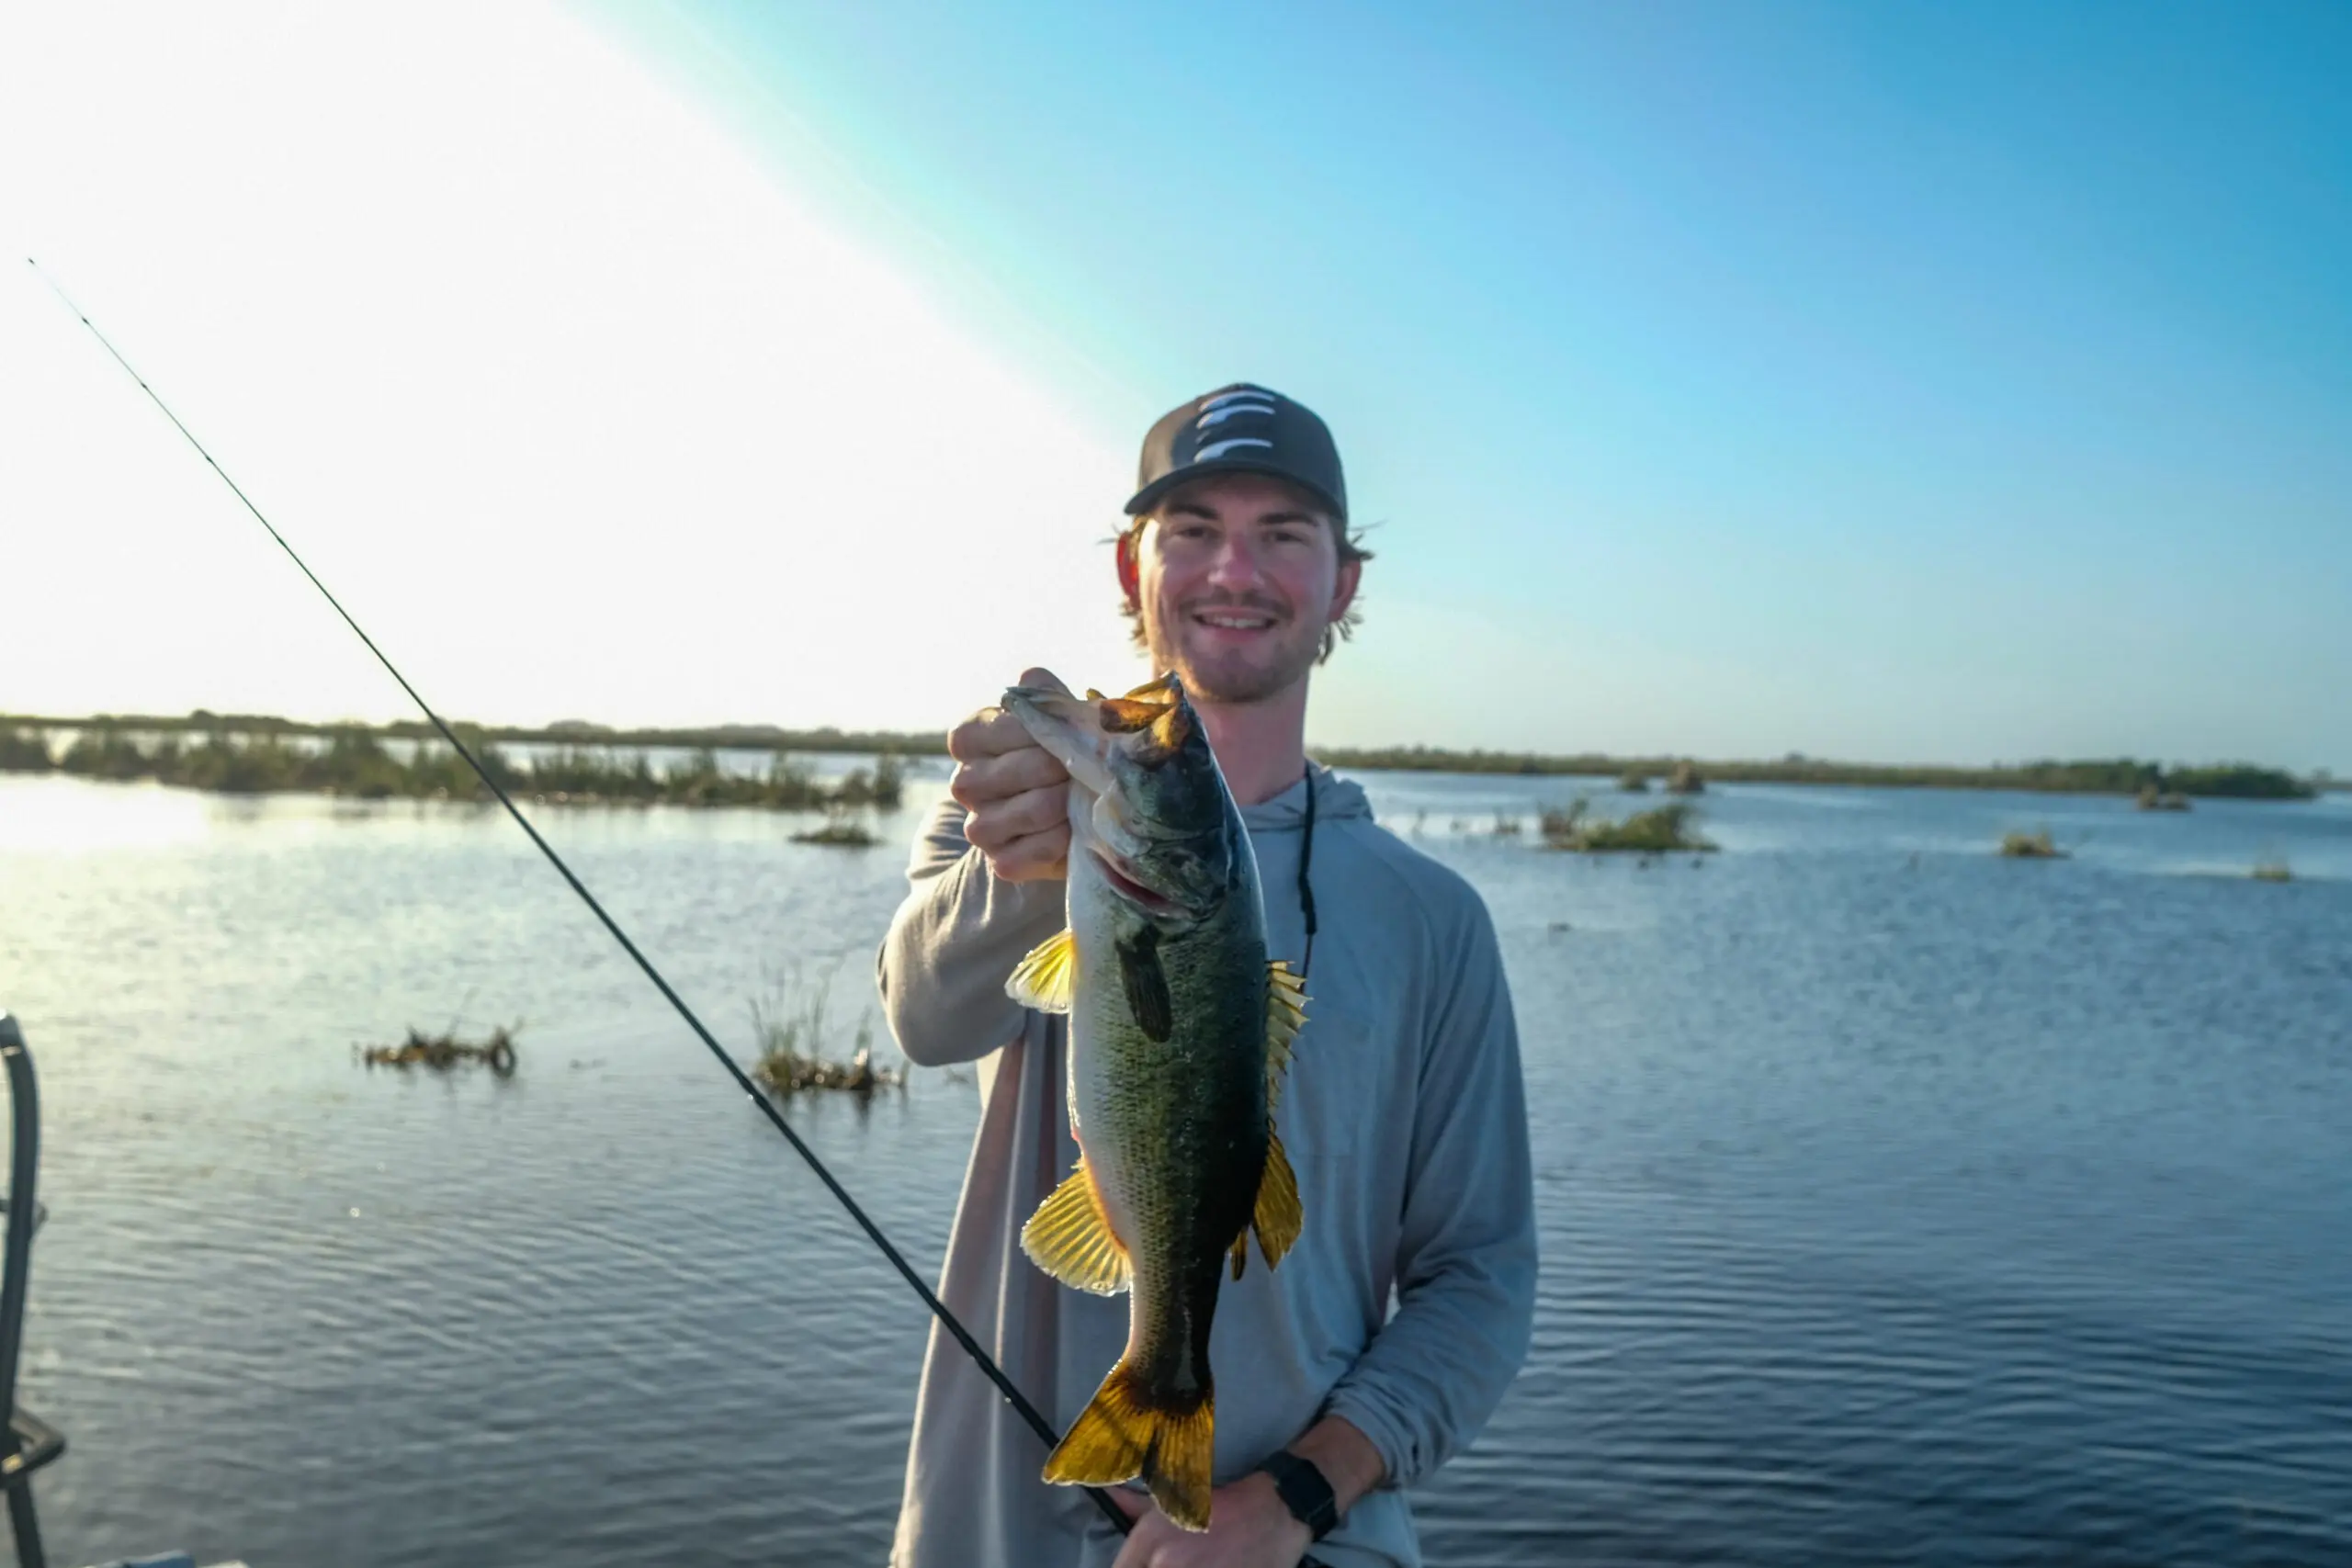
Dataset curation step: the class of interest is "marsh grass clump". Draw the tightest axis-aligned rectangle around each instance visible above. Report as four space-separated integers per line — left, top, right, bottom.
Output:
791 812 882 847
2251 858 2292 883
1618 768 1649 793
750 973 903 1099
1541 798 1716 853
2136 784 2192 812
1490 814 1523 837
363 1023 519 1076
1999 829 2068 860
1665 761 1705 795
0 727 54 772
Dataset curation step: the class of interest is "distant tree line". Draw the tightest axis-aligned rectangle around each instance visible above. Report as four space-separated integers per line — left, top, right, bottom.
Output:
1309 745 2317 800
1 710 2322 802
0 722 903 811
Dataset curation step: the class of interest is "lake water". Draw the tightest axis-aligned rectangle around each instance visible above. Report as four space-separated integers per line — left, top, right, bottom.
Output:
3 768 2347 1567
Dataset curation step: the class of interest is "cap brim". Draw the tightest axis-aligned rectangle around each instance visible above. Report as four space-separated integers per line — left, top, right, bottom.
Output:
1125 459 1346 522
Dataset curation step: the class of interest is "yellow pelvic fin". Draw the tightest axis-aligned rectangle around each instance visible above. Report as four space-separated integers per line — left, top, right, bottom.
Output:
1043 1362 1216 1532
1006 929 1078 1014
1250 1127 1303 1271
1020 1158 1132 1295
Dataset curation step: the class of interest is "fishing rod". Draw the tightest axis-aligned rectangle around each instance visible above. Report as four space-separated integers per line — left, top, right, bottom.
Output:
24 258 1141 1542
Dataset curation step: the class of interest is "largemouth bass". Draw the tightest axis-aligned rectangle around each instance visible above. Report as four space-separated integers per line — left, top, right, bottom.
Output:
1000 672 1306 1532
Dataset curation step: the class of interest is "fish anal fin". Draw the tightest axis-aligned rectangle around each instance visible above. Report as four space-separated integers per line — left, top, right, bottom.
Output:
1229 1229 1248 1281
1020 1158 1132 1295
1006 929 1079 1014
1044 1361 1215 1533
1251 1127 1303 1270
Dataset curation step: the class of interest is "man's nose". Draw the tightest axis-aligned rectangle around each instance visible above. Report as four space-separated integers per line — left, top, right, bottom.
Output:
1204 532 1264 592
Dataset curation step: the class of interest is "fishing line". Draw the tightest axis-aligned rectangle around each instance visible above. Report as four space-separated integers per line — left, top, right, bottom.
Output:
24 257 1140 1540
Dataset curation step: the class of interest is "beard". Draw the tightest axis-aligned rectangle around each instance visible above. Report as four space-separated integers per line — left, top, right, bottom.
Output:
1144 592 1325 705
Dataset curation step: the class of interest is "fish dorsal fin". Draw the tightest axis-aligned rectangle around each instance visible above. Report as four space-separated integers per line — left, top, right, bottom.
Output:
1248 1127 1303 1273
1264 960 1307 1111
1022 1157 1132 1295
1006 929 1078 1014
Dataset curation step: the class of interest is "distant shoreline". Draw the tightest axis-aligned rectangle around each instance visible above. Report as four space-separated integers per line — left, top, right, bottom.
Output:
3 711 2328 802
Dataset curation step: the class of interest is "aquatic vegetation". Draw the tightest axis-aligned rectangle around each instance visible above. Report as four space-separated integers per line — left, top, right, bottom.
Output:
1490 814 1523 837
2251 858 2292 883
2136 784 2192 812
1540 799 1716 853
791 815 882 847
1999 830 2068 860
0 727 52 770
1308 743 2319 799
10 710 2320 801
362 1024 519 1075
749 976 903 1098
12 723 899 813
1665 761 1705 795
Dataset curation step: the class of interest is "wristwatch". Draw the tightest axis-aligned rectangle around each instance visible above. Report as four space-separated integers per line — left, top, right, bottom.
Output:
1259 1449 1340 1541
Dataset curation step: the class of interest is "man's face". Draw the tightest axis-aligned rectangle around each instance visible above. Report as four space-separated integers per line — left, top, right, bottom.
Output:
1122 472 1360 705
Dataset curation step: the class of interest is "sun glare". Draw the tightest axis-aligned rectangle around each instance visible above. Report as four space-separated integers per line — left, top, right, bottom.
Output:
0 2 1141 734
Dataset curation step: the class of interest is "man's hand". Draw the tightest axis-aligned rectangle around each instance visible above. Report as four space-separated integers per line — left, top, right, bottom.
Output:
949 667 1073 884
1107 1475 1312 1568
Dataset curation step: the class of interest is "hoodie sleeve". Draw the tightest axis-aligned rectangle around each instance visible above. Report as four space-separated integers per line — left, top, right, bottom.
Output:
1320 892 1538 1489
876 796 1069 1067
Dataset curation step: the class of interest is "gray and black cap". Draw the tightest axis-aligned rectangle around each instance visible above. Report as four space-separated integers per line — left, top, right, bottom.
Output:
1125 384 1347 522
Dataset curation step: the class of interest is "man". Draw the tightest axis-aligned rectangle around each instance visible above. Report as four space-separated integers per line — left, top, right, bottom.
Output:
882 385 1535 1568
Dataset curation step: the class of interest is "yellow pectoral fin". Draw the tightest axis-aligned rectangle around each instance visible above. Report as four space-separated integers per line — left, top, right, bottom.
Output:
1021 1158 1133 1295
1264 959 1307 1113
1006 929 1079 1014
1251 1127 1303 1270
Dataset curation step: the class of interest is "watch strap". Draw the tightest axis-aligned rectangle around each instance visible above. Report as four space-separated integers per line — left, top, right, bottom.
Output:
1260 1449 1340 1541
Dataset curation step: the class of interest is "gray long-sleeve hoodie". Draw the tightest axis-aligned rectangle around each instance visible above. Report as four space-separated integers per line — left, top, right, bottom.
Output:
881 767 1535 1568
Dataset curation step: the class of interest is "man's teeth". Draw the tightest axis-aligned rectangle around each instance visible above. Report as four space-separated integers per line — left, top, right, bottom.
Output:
1197 612 1274 629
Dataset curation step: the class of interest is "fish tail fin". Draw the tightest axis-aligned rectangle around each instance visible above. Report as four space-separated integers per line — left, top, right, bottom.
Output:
1043 1361 1216 1532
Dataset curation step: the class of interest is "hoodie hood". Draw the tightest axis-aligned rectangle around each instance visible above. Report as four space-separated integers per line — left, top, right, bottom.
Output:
1238 763 1371 834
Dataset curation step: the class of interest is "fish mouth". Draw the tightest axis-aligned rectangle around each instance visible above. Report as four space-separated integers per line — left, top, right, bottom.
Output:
1093 850 1182 917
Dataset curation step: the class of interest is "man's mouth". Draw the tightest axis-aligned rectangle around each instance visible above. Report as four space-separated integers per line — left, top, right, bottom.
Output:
1188 605 1282 634
1094 851 1179 915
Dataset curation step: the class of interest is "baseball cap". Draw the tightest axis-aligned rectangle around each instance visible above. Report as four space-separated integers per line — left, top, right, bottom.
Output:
1125 384 1348 522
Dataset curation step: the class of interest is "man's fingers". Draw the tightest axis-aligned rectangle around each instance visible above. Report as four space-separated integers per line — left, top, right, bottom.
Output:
946 705 1036 764
950 746 1069 810
963 789 1069 853
978 826 1070 884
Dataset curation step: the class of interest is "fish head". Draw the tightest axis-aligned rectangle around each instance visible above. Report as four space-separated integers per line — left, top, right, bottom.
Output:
1002 673 1235 922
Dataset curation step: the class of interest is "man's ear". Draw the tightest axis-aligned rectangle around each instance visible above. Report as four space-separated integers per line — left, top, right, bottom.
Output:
1328 551 1363 626
1115 526 1144 613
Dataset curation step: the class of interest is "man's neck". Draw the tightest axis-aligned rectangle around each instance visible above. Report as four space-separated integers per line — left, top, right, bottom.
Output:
1191 678 1310 807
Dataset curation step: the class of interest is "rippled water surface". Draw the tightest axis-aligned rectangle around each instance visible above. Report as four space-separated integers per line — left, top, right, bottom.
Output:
4 770 2347 1566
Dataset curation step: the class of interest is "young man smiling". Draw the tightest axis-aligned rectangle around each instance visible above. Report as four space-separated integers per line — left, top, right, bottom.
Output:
883 386 1535 1568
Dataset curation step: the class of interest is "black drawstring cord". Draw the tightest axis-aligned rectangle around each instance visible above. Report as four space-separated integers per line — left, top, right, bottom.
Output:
1296 766 1318 981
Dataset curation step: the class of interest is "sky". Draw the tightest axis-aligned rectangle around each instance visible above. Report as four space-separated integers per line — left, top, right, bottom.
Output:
2 1 2346 771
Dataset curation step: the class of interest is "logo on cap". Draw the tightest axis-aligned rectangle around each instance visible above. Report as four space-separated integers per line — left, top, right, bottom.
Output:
1187 387 1279 465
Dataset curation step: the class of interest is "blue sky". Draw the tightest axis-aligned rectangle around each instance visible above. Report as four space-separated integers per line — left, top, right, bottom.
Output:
5 2 2346 770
